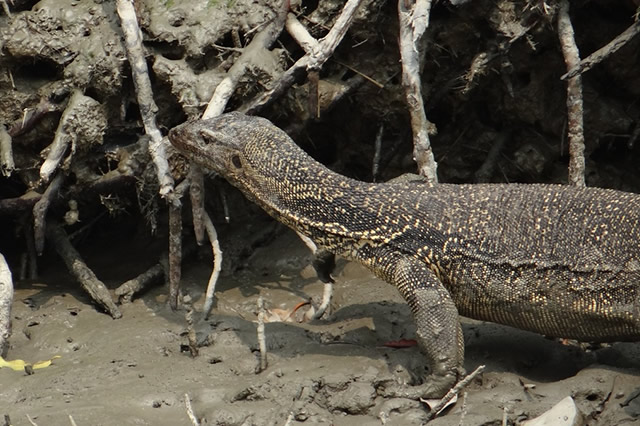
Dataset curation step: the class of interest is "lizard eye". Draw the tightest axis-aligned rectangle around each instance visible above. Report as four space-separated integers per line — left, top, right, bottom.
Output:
231 155 242 168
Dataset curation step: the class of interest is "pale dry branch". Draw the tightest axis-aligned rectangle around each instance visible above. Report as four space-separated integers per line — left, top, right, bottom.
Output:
0 125 14 177
398 0 437 183
562 19 640 80
557 0 585 187
286 13 319 53
203 1 288 119
202 211 223 320
424 364 485 422
39 91 84 183
184 393 200 426
256 296 268 373
116 0 174 198
244 0 365 114
0 252 13 356
33 173 64 255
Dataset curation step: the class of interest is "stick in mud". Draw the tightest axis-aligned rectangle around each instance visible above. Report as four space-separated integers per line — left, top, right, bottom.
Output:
46 222 121 319
256 296 268 373
423 364 486 422
0 252 13 356
33 173 64 255
557 0 585 187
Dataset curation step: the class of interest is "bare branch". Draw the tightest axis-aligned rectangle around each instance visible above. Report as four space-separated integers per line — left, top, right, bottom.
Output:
424 365 486 422
557 0 585 187
46 222 121 318
0 252 13 356
116 0 174 198
168 204 182 310
0 126 14 177
203 1 288 119
398 0 438 183
33 173 64 255
244 0 365 114
562 20 640 80
202 211 223 319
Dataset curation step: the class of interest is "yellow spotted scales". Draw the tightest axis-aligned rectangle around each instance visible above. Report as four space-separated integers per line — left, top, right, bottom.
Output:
169 112 640 399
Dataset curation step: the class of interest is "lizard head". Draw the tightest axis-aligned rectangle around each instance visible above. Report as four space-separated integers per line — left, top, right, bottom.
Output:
168 112 308 205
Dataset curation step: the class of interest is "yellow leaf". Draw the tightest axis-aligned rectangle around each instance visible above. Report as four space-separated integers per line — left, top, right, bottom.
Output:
0 355 61 371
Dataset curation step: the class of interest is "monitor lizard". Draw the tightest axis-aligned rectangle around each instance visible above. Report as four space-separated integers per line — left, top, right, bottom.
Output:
168 112 640 399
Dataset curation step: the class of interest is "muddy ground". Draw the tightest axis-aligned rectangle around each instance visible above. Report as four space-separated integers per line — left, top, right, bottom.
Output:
2 225 640 425
2 0 640 425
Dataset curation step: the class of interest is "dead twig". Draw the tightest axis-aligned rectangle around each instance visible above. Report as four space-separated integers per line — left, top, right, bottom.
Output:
244 0 365 114
39 91 80 183
557 0 585 187
189 166 206 245
46 222 121 318
562 19 640 80
256 296 268 373
184 393 200 426
424 365 485 422
184 295 198 357
168 204 182 310
0 126 14 177
285 13 319 53
33 173 64 255
116 0 174 198
8 98 58 138
398 0 438 183
0 0 12 18
202 211 223 320
115 263 164 304
0 252 13 356
203 0 288 119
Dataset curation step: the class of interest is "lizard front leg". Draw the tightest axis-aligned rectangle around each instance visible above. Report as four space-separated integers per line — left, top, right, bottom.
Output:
381 256 465 399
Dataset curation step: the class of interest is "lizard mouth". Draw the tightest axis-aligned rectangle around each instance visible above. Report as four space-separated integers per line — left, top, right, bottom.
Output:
167 118 244 176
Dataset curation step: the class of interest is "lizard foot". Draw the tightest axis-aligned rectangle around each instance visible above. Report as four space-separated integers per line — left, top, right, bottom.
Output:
377 372 458 400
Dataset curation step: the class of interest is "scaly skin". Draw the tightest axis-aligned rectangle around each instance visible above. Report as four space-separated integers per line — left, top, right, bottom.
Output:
169 112 640 398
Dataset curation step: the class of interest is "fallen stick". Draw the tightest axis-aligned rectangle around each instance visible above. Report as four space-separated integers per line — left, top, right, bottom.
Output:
424 364 485 421
168 204 183 310
397 0 438 183
203 0 288 119
33 173 64 255
189 166 206 245
116 0 174 199
39 90 86 183
0 252 13 356
115 263 165 304
46 222 121 319
244 0 365 114
0 126 14 177
562 20 640 80
184 393 199 426
256 296 268 373
557 0 585 187
202 211 223 319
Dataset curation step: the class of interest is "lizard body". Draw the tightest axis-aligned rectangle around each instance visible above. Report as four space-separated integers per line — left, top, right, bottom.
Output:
169 112 640 398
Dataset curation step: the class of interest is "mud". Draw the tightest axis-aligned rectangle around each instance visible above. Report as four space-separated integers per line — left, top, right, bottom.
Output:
2 228 639 425
2 0 640 424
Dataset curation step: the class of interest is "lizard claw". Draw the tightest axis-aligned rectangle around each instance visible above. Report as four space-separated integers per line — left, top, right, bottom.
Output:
377 372 458 400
